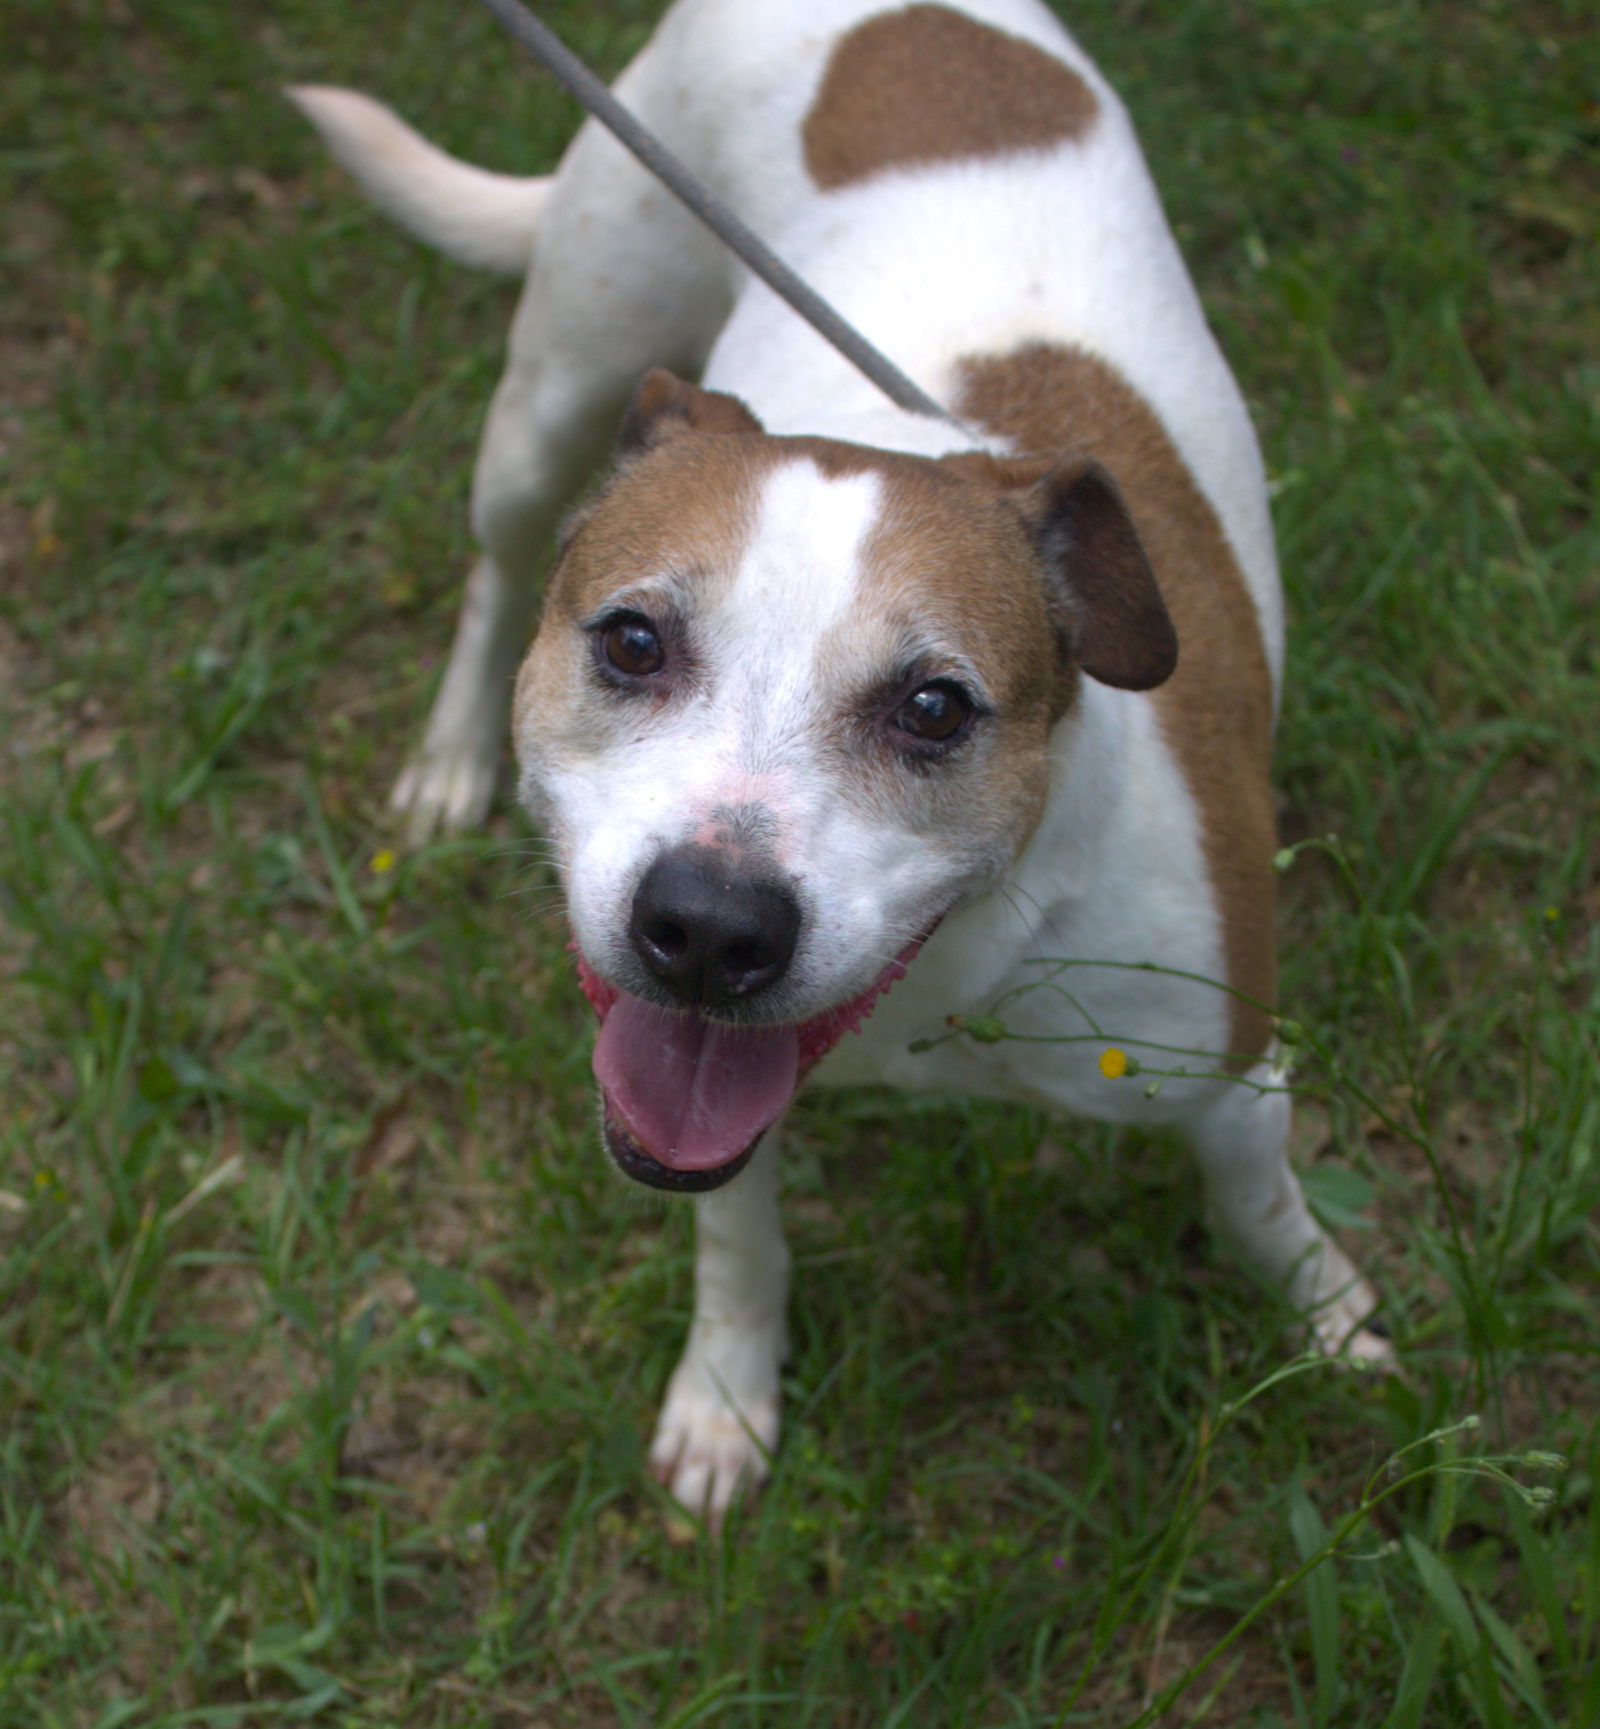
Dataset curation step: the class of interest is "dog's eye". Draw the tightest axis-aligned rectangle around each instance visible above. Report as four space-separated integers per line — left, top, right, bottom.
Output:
894 680 974 745
600 616 665 677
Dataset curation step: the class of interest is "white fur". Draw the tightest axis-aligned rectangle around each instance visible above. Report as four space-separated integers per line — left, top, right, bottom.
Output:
649 1131 790 1514
297 0 1386 1523
287 86 550 274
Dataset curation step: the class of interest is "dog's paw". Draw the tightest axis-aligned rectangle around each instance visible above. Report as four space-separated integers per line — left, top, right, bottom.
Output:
390 749 497 844
1307 1278 1397 1373
648 1362 780 1529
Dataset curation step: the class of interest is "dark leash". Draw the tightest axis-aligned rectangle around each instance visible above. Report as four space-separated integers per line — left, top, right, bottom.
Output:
476 0 964 430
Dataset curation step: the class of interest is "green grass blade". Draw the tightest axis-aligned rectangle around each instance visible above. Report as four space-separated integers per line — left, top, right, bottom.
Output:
1288 1480 1341 1723
1403 1534 1477 1657
1382 1618 1445 1729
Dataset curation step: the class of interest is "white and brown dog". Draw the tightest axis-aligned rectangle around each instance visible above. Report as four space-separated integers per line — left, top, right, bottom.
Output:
292 0 1389 1519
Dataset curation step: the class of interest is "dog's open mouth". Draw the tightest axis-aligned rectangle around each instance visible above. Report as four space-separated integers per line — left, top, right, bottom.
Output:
574 938 927 1192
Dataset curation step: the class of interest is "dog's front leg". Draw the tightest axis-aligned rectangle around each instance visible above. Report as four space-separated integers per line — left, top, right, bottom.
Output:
649 1130 790 1524
391 354 630 843
390 552 540 844
1186 1069 1394 1367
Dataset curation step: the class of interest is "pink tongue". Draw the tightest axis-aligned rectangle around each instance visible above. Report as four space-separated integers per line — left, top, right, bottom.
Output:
592 992 800 1171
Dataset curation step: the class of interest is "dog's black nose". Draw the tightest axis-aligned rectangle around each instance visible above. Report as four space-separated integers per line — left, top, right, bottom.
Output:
630 847 801 1009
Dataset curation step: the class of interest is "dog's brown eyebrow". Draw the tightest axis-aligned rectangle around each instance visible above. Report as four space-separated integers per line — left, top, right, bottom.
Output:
852 651 994 718
871 622 997 702
574 568 709 630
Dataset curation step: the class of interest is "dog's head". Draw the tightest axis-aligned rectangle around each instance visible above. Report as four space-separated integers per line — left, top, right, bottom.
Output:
513 370 1175 1192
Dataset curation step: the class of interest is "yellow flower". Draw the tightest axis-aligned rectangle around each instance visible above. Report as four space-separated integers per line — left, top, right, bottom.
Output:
370 849 397 875
1099 1047 1128 1079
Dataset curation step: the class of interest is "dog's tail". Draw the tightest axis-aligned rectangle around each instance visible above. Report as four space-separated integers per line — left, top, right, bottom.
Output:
286 86 550 275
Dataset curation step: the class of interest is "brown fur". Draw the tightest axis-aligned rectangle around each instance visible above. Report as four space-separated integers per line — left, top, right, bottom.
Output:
515 430 764 750
802 4 1098 192
956 342 1278 1067
618 368 765 453
824 451 1064 867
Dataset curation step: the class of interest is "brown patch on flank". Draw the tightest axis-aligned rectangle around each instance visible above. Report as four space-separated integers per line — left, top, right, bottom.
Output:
957 342 1277 1066
803 4 1098 191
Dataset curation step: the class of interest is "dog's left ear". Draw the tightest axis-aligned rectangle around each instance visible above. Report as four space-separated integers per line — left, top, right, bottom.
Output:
1021 456 1177 692
617 368 766 455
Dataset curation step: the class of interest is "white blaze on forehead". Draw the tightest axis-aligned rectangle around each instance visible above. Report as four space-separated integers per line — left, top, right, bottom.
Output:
711 458 882 711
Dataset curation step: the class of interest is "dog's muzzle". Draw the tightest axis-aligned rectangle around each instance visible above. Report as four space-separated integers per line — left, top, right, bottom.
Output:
629 844 802 1011
576 853 932 1191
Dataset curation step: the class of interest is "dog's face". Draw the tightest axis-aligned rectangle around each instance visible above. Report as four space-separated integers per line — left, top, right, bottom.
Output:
513 371 1174 1193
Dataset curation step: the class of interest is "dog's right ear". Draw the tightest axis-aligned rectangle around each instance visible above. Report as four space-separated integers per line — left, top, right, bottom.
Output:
617 369 765 455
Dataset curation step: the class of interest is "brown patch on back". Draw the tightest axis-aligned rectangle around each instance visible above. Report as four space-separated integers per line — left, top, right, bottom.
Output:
956 342 1278 1067
803 4 1099 191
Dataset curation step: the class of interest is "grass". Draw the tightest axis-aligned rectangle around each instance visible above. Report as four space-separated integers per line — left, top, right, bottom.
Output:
1 0 1596 1721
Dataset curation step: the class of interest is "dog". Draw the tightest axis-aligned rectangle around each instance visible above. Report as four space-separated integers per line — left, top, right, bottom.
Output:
290 0 1390 1521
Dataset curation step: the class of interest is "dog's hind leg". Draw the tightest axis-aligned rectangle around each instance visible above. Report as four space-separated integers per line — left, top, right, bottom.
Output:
1185 1068 1394 1366
648 1130 790 1527
390 134 733 841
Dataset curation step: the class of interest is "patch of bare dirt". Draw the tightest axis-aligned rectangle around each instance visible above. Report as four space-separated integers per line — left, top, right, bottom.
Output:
63 1443 165 1565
